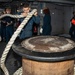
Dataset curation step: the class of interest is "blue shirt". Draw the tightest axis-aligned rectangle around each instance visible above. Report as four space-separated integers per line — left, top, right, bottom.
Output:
19 15 40 39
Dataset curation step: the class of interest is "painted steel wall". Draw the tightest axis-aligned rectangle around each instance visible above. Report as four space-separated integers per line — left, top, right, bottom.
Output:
45 3 74 35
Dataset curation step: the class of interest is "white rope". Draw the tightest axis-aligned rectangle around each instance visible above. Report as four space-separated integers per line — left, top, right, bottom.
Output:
0 9 37 75
13 67 22 75
0 14 24 18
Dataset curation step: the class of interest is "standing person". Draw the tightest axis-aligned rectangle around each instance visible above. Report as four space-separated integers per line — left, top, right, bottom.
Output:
69 11 75 38
13 2 40 67
42 7 52 35
0 11 6 42
4 8 14 43
19 2 40 40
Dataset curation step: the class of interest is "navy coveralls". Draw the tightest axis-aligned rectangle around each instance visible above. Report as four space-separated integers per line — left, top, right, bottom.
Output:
4 16 14 43
19 16 40 39
42 14 52 35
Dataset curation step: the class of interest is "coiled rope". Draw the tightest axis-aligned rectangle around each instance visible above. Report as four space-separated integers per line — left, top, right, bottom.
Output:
0 9 37 75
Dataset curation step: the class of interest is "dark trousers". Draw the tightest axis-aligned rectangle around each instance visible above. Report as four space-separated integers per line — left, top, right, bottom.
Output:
6 26 14 43
1 27 6 41
69 25 75 38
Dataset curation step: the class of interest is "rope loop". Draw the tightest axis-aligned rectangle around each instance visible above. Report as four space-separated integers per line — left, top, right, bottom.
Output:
0 9 37 75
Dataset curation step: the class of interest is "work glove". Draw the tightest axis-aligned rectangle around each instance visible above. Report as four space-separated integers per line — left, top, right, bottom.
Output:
40 28 43 33
0 36 1 42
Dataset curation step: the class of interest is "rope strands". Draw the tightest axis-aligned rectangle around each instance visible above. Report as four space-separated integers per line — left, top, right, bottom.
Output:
13 67 22 75
0 14 24 18
0 9 37 75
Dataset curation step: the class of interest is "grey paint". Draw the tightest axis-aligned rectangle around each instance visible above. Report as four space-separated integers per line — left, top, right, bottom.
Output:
45 3 75 35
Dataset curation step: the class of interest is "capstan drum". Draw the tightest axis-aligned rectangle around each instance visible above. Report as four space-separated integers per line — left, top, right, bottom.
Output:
12 36 75 75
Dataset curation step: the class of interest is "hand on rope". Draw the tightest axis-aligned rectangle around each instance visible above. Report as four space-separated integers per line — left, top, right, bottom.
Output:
0 9 37 75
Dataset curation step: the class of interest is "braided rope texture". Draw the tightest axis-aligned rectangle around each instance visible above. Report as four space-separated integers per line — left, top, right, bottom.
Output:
0 14 24 19
0 9 37 75
13 67 22 75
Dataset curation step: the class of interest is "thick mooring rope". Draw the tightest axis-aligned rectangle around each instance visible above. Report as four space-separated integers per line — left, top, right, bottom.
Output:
0 14 24 18
13 67 22 75
0 9 37 75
